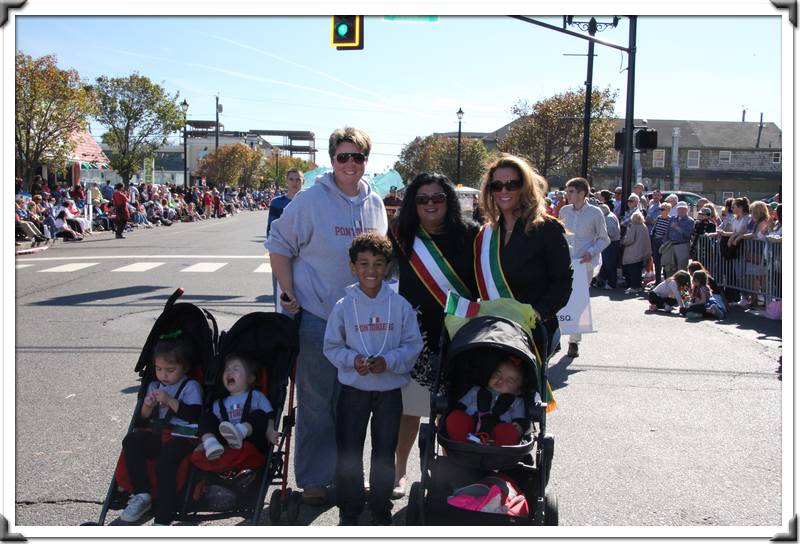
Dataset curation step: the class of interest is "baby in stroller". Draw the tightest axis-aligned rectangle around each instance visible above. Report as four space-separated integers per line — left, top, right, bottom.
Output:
119 332 203 525
199 354 279 461
445 357 531 447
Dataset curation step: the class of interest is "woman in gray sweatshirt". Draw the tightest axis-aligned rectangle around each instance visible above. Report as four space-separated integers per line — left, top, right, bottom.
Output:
266 127 387 504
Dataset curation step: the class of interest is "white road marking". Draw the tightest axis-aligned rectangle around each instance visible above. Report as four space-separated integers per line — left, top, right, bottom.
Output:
112 262 166 273
17 253 270 262
16 264 33 269
181 262 228 273
253 263 271 273
38 263 99 273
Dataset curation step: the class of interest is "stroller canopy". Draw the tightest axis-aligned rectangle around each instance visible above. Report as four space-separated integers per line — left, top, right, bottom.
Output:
445 315 537 370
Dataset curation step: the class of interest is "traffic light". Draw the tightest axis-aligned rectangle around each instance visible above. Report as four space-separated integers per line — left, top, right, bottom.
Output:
331 16 364 50
614 131 625 151
635 128 658 150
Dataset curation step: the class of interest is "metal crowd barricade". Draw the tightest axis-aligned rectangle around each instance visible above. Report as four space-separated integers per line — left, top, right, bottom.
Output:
695 235 781 301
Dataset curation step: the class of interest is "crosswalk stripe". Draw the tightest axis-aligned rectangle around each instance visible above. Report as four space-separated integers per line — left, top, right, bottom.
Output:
39 263 99 273
112 262 166 273
16 264 33 269
253 263 271 274
180 262 228 273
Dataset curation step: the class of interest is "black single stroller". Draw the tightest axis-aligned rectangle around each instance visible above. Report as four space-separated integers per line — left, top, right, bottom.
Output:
180 311 301 525
85 288 218 525
407 313 558 526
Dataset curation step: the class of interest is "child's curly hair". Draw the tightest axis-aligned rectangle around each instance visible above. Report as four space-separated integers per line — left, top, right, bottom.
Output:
348 232 393 263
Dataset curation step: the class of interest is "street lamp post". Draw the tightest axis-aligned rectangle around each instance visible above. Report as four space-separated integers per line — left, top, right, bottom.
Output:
273 147 280 192
180 99 189 187
564 16 620 179
456 107 464 185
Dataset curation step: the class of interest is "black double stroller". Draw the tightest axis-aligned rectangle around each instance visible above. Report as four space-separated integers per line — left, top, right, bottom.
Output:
86 288 301 526
406 310 558 526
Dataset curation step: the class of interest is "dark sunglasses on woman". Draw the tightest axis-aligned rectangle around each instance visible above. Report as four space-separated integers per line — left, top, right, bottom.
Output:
415 192 447 205
335 152 367 164
489 179 523 192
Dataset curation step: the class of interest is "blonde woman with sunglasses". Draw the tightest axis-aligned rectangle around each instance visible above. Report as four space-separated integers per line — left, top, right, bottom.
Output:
266 126 387 505
476 154 572 360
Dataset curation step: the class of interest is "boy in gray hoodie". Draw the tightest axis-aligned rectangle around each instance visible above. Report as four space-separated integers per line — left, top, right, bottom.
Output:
323 232 423 526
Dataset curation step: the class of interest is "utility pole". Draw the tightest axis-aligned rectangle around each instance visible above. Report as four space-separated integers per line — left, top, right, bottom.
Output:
215 94 221 151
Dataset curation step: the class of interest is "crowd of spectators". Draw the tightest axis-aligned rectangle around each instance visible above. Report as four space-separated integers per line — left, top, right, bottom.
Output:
15 175 280 247
541 184 783 313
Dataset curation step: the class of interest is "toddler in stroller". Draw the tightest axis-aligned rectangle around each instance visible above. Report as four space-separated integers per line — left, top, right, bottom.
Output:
445 357 530 447
119 331 203 525
200 354 279 461
406 310 557 525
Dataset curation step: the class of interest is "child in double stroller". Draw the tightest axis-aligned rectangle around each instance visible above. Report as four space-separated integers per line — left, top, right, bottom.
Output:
407 305 558 526
88 289 301 527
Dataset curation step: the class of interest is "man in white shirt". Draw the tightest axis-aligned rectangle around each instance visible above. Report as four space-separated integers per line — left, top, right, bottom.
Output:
558 177 610 358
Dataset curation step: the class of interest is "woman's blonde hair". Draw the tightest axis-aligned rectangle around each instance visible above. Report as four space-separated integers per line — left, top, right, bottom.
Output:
750 201 769 222
630 210 645 225
479 154 550 233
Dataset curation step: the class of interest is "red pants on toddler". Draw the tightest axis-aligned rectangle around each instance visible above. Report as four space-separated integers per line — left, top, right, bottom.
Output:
445 409 520 446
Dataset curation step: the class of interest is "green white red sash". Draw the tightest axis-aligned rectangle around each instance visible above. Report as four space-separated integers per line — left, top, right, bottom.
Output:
408 226 471 307
474 224 514 300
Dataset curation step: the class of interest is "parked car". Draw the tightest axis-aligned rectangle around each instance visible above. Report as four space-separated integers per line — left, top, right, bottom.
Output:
646 190 707 207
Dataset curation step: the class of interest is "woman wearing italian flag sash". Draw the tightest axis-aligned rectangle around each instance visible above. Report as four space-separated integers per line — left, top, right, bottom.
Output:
476 154 573 359
388 172 478 499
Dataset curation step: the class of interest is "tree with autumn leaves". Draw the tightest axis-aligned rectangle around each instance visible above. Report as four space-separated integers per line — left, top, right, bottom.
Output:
394 135 491 189
196 144 315 189
499 87 617 182
15 53 97 188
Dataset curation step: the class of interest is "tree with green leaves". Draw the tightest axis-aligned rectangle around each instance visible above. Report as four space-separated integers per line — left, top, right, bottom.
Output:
92 73 184 186
394 134 491 188
15 52 97 188
498 87 617 182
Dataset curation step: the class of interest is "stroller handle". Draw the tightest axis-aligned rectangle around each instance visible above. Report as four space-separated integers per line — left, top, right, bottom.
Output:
165 287 185 310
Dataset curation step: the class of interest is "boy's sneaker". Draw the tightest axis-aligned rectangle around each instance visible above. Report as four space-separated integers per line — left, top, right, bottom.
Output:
219 421 244 449
120 492 151 523
370 510 393 526
662 304 674 312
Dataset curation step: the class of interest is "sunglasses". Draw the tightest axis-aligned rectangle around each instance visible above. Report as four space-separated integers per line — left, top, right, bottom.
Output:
335 152 367 164
489 179 523 192
415 192 447 205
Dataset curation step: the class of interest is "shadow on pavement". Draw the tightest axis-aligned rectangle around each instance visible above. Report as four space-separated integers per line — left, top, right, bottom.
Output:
31 285 167 306
548 354 584 393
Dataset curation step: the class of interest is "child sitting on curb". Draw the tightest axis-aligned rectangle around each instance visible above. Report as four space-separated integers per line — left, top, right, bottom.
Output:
647 270 691 312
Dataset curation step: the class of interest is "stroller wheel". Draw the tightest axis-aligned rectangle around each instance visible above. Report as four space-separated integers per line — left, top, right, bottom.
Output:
268 489 283 525
286 490 301 523
544 493 558 526
405 482 424 526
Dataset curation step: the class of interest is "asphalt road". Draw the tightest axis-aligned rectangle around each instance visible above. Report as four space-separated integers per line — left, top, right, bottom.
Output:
11 209 785 534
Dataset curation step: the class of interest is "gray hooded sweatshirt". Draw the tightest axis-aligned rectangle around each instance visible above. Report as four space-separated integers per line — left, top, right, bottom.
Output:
323 282 423 392
265 172 387 320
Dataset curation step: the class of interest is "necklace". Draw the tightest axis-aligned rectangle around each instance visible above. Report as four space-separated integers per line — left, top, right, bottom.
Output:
352 295 392 359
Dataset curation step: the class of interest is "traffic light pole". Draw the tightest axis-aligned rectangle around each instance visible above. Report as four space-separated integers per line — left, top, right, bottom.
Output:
621 16 637 207
511 15 636 193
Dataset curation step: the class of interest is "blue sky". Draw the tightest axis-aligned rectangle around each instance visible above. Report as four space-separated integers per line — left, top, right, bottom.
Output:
15 15 782 173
